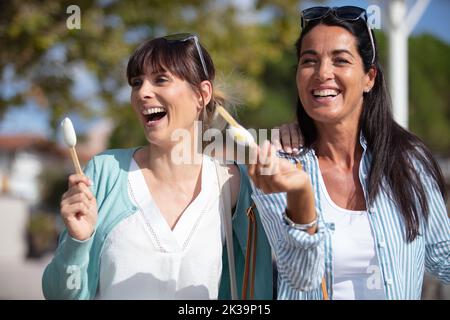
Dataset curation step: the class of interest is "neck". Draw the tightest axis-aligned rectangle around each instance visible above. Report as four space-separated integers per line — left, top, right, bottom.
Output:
314 121 362 169
139 138 203 183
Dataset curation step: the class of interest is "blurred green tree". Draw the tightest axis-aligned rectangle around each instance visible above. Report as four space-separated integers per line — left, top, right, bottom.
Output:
409 34 450 155
0 0 449 155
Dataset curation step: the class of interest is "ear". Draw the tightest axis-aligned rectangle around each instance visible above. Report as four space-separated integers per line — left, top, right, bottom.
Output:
196 80 212 111
364 67 377 93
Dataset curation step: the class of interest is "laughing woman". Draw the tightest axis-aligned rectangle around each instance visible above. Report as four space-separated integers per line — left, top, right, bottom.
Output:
42 34 272 299
249 6 449 300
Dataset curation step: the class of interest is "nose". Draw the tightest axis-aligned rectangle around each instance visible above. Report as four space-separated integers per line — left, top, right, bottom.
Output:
137 79 156 100
315 60 334 82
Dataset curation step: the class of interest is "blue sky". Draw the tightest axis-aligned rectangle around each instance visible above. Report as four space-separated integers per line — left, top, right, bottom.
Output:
300 0 450 42
0 0 448 139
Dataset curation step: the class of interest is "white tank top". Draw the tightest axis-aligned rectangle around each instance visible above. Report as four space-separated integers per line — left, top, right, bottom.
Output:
318 168 385 300
97 155 224 299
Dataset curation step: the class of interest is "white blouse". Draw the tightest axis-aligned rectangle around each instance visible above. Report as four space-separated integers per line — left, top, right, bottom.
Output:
318 168 385 300
97 155 224 299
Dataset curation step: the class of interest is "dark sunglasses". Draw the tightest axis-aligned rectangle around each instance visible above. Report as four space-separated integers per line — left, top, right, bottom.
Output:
300 6 376 64
162 33 209 79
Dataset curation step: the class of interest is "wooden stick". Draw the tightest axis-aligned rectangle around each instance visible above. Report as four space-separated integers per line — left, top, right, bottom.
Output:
69 147 83 175
216 106 240 128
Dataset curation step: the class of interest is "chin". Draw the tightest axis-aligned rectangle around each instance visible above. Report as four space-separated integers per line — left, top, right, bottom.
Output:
144 131 167 145
306 107 342 121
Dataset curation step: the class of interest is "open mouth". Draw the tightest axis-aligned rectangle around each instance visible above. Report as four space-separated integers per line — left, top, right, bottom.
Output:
143 107 167 125
311 89 341 100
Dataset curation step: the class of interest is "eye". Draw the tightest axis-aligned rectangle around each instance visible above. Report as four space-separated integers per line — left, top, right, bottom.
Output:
300 58 317 67
130 78 142 88
301 58 317 65
334 57 350 65
154 75 169 84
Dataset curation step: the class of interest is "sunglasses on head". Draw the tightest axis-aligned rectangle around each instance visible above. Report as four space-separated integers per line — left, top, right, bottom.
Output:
162 33 209 80
300 6 376 64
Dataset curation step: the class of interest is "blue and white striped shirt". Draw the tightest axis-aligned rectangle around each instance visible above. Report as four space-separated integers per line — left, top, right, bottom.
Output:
251 134 450 300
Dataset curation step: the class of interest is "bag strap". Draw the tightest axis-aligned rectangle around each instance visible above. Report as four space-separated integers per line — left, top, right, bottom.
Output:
213 160 238 300
242 203 258 300
321 277 329 300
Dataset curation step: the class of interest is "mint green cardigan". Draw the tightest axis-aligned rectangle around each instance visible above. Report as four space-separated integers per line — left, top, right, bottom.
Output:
42 148 273 300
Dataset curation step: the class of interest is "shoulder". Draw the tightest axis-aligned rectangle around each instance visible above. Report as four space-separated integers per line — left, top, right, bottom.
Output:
88 147 139 169
84 147 139 187
403 145 440 181
93 147 138 162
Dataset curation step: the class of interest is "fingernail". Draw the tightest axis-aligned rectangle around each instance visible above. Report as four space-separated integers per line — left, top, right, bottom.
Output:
292 148 299 154
88 179 94 186
285 147 292 154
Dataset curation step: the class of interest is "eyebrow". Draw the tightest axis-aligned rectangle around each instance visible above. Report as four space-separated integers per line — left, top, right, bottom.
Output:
300 49 355 58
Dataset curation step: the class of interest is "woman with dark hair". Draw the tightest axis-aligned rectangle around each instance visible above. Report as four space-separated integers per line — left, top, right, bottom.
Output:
42 34 273 299
249 6 449 299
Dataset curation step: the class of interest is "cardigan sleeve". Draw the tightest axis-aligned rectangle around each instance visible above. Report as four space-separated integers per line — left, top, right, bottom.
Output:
42 158 98 299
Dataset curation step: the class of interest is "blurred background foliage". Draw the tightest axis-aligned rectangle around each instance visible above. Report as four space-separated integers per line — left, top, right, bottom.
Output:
0 0 449 155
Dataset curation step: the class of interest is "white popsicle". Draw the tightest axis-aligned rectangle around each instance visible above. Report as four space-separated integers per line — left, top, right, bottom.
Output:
228 124 255 147
61 117 77 147
216 106 256 147
61 117 83 175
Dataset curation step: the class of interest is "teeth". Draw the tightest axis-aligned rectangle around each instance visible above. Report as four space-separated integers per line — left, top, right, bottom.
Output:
313 89 339 97
142 107 166 115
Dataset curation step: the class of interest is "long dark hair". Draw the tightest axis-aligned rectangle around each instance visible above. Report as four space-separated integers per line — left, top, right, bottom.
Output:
295 15 446 242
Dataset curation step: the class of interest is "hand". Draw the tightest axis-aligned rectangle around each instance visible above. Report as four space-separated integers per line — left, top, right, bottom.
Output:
272 122 302 154
248 141 310 194
60 174 97 241
248 141 316 231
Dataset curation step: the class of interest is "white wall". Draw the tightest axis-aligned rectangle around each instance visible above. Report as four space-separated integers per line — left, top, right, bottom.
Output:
0 196 28 260
9 151 43 205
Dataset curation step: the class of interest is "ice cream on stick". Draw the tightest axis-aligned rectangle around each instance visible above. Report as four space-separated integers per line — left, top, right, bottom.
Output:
61 117 83 175
216 106 255 147
227 125 256 147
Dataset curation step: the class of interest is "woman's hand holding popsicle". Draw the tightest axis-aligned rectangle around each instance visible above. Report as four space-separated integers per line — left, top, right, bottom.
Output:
216 107 316 233
60 117 98 241
247 140 317 234
60 174 98 241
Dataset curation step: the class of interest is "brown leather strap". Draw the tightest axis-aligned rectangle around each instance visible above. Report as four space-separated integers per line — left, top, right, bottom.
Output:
242 204 257 299
321 277 329 300
250 210 257 299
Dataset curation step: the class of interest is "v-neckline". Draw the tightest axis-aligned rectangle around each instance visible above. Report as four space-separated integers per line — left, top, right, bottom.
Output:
128 154 212 252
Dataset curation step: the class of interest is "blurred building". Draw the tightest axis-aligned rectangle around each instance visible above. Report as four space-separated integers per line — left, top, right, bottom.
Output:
0 134 66 205
0 119 113 205
0 121 112 299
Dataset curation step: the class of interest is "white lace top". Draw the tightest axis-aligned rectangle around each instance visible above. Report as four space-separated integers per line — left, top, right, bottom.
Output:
97 155 224 299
